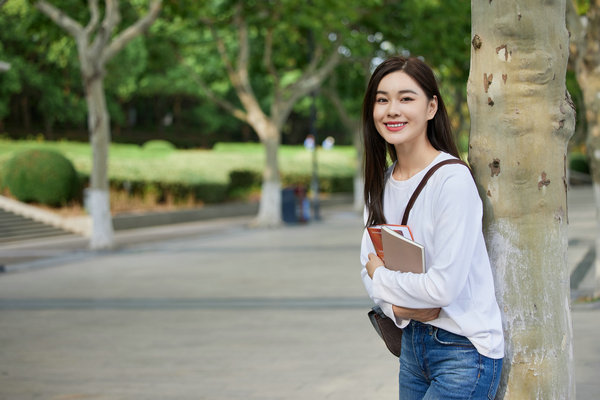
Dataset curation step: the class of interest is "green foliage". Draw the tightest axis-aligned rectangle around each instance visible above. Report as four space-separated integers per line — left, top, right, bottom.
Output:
227 169 262 199
2 149 81 206
575 0 590 14
569 152 590 175
0 0 87 128
2 0 474 148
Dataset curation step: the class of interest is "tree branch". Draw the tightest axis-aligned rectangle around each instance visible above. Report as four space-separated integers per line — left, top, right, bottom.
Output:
274 44 342 126
322 86 355 130
206 20 237 86
178 54 248 123
89 0 120 59
235 3 249 80
35 0 83 37
263 22 280 89
84 0 101 37
102 0 162 63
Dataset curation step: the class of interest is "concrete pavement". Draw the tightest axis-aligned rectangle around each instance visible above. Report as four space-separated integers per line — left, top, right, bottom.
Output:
0 186 598 399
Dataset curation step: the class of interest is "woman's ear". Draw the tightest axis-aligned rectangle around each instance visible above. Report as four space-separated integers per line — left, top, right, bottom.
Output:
427 95 438 120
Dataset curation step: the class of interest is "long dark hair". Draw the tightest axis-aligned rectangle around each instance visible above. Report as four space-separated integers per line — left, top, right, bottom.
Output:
362 56 459 227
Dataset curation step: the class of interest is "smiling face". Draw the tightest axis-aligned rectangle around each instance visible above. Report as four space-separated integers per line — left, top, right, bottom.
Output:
373 70 438 150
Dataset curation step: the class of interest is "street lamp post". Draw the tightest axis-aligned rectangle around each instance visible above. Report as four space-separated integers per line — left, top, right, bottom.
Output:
309 90 320 221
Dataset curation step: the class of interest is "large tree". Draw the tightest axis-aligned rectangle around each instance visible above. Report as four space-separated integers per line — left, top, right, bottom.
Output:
468 0 576 398
180 0 384 227
36 0 162 249
567 0 600 298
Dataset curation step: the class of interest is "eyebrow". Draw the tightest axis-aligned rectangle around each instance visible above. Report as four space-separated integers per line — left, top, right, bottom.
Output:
376 89 418 95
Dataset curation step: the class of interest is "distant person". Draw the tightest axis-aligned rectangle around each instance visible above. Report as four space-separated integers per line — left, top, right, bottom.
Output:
360 56 504 399
303 134 315 151
322 136 335 150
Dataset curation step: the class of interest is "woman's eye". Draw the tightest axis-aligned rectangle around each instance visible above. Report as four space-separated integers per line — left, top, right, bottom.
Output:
400 97 413 102
376 98 388 103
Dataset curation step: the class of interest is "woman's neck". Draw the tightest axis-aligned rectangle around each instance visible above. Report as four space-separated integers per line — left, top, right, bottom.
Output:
392 142 440 181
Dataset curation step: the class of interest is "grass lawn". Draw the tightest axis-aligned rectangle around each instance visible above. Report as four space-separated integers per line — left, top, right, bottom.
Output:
0 139 357 184
0 138 358 212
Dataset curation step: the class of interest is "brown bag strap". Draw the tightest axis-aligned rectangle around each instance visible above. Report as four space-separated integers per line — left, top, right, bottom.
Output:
401 159 472 225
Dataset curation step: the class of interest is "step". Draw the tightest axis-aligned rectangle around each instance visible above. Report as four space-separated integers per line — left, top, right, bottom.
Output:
0 209 75 243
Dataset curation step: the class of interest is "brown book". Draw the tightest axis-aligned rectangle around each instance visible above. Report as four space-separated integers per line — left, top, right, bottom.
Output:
367 224 414 261
380 225 425 273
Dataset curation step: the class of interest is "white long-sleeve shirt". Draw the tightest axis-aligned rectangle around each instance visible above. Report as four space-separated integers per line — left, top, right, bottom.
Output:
361 152 504 359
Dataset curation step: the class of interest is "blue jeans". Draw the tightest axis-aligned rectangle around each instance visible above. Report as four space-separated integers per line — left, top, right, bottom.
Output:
399 321 502 400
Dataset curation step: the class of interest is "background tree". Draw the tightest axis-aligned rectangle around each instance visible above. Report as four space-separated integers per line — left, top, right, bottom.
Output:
468 1 576 398
567 0 600 298
175 0 396 227
35 0 162 249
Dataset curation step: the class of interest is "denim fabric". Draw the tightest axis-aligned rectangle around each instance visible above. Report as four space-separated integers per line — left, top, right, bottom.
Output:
399 321 502 400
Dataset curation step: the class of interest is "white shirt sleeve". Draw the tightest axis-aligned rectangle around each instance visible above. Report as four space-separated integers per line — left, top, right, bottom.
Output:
370 169 482 309
360 216 409 328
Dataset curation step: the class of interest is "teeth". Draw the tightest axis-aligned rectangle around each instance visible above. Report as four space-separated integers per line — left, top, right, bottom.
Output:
387 123 406 128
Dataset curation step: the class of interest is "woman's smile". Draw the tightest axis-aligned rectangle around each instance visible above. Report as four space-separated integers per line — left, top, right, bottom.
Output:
384 121 407 131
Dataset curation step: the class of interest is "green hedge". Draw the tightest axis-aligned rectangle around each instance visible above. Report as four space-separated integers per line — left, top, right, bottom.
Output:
100 177 229 205
2 149 81 206
569 152 590 175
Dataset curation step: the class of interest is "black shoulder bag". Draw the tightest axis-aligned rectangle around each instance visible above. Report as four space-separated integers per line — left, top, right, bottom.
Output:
367 159 471 357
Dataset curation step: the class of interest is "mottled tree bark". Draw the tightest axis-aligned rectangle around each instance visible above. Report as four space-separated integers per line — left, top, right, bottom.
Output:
468 1 576 398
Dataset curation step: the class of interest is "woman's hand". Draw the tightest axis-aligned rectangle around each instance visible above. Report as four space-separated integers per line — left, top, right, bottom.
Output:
366 253 385 278
367 253 439 322
393 305 441 322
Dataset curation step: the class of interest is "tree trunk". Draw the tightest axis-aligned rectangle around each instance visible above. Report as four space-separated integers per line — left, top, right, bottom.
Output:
468 1 576 398
85 74 114 250
255 129 282 227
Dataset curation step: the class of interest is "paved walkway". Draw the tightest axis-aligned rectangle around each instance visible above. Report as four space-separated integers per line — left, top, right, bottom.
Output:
0 186 598 399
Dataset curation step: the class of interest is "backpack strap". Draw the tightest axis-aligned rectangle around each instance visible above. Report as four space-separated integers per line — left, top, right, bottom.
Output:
401 159 472 225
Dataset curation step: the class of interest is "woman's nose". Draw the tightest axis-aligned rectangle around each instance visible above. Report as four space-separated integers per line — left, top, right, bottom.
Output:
387 101 401 117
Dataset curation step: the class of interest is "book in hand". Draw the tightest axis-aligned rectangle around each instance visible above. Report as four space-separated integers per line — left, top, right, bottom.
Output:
367 224 414 261
379 225 425 273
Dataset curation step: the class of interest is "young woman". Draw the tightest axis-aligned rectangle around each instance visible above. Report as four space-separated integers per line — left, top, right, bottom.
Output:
360 56 504 399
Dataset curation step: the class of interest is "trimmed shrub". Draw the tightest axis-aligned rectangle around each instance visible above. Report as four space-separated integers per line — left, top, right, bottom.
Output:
3 149 81 206
227 169 262 198
110 178 228 205
569 152 590 175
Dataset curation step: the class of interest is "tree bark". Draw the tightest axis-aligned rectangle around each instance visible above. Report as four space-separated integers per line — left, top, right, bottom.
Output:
254 131 282 227
568 0 600 298
468 1 576 398
85 74 114 249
